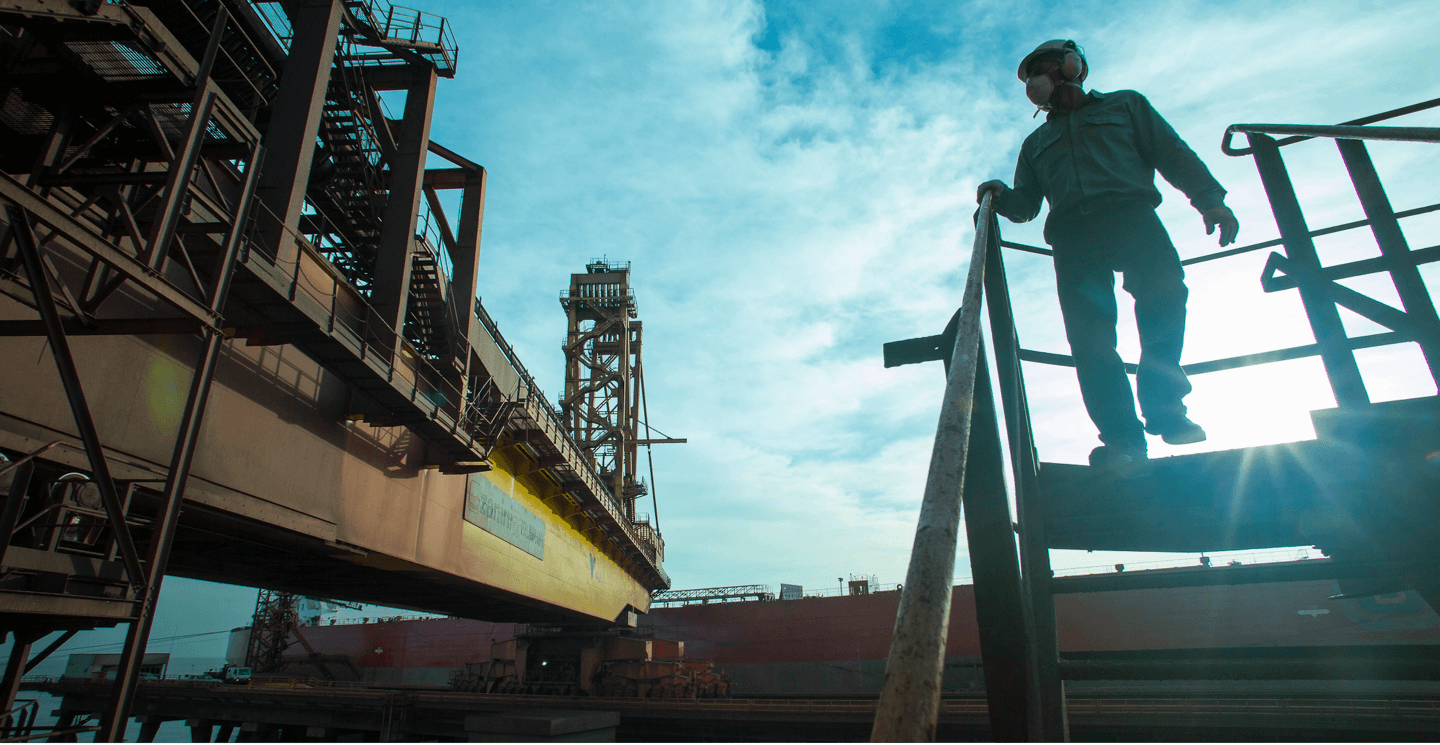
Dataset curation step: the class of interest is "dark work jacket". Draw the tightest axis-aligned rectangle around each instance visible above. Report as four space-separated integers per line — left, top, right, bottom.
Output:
994 90 1226 237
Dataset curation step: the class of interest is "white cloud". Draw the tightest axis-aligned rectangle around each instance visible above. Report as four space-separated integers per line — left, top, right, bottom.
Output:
407 0 1440 592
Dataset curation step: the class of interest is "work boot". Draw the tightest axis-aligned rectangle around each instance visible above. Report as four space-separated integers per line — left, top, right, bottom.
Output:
1145 415 1207 445
1088 444 1148 476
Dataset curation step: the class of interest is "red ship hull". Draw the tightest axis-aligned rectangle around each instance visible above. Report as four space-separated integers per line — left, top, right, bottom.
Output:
270 577 1440 695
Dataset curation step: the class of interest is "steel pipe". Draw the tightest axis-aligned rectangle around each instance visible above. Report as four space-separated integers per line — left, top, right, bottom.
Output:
872 194 997 742
1223 123 1440 155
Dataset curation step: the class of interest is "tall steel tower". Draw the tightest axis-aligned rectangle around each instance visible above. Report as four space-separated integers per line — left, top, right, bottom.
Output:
560 260 646 519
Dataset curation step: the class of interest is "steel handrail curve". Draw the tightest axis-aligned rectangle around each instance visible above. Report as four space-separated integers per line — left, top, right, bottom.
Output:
1219 96 1440 155
1223 123 1440 156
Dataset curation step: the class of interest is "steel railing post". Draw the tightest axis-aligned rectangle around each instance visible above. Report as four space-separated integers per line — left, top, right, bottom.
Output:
1335 138 1440 383
1248 133 1369 407
961 339 1032 741
984 224 1067 741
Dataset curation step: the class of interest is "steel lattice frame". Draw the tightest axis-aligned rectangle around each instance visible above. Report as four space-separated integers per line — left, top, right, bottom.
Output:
560 260 646 519
245 590 299 673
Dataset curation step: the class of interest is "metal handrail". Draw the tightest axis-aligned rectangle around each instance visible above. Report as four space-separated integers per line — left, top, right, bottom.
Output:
964 98 1440 743
1218 96 1440 155
1223 123 1440 155
872 193 997 741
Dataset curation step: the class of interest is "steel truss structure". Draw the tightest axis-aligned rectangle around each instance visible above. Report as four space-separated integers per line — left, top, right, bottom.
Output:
650 585 775 607
0 1 661 740
244 588 297 673
0 2 263 735
560 260 647 520
876 100 1440 740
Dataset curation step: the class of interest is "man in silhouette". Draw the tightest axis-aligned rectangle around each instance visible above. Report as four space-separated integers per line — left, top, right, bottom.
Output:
978 40 1239 469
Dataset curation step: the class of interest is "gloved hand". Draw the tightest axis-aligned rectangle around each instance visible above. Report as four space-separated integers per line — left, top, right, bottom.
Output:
1203 205 1239 247
976 180 1008 204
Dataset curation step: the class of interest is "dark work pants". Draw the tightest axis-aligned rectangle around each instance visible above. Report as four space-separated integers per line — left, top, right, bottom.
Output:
1047 205 1191 449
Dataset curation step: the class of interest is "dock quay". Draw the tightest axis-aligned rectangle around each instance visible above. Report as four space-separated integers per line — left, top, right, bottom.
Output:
22 677 1440 742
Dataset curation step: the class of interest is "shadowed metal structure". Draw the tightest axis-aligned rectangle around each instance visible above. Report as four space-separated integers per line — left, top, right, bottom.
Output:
650 584 776 607
878 99 1440 740
559 260 684 536
561 260 646 521
0 0 666 739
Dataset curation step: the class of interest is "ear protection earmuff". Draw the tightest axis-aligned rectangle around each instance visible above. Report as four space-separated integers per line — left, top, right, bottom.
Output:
1056 43 1086 81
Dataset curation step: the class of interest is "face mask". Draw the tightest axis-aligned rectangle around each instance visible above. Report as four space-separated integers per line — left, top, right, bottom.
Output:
1025 70 1087 112
1023 48 1087 112
1025 71 1059 107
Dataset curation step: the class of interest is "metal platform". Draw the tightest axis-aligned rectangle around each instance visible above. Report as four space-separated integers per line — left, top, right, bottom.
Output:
878 99 1440 740
1040 396 1440 555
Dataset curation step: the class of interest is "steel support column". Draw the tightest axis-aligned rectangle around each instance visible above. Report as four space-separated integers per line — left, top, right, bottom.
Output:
443 168 486 399
0 630 41 717
449 170 487 339
1336 138 1440 381
1249 134 1369 407
253 0 343 267
371 64 438 354
985 232 1066 741
97 135 264 742
5 207 147 590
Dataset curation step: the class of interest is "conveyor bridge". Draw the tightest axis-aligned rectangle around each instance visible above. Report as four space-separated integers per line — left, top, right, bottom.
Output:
0 0 666 738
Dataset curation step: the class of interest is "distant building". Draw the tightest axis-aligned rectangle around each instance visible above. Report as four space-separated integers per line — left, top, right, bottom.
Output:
64 653 169 680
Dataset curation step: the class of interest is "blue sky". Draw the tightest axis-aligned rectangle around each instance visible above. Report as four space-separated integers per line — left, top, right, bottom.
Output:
10 0 1440 665
428 0 1440 592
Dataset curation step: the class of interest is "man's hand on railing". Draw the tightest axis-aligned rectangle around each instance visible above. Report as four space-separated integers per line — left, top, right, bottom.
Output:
976 179 1008 204
1203 204 1240 247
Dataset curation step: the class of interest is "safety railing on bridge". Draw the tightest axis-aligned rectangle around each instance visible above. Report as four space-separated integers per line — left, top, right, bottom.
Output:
470 297 669 585
871 99 1440 742
650 584 775 607
252 0 457 76
341 0 458 76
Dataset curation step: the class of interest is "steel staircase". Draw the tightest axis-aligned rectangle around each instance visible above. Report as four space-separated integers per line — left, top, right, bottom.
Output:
404 234 458 363
131 0 282 113
304 64 390 291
